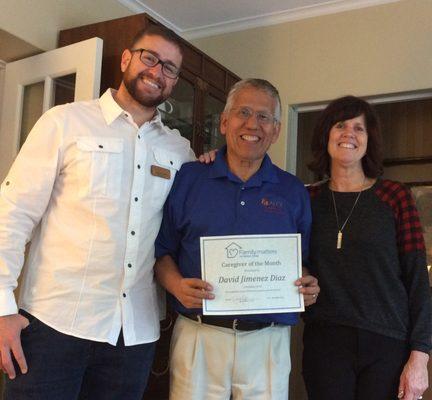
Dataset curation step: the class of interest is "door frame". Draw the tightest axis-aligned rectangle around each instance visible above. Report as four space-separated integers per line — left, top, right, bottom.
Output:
0 37 103 180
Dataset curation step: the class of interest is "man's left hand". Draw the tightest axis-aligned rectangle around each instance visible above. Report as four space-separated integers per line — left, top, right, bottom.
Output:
295 268 319 307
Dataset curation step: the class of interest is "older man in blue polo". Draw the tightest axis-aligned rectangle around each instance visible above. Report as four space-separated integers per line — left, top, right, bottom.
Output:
154 78 319 400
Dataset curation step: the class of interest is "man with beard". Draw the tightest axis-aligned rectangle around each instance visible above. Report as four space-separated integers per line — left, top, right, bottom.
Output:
0 25 194 399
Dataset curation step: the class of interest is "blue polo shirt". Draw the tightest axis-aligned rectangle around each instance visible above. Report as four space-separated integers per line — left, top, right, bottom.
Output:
155 146 311 325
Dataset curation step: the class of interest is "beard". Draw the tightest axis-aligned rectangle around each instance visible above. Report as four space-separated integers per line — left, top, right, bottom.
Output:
123 70 168 108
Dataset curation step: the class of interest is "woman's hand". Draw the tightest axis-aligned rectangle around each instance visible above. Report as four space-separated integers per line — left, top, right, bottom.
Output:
398 350 429 400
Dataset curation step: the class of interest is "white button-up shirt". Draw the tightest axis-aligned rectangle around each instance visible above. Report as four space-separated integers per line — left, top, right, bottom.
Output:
0 89 195 345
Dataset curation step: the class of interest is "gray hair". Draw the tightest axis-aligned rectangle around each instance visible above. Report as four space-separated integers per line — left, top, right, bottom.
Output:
223 78 282 123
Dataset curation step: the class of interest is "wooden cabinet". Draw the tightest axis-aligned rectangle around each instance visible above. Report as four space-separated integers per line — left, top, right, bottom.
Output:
58 13 240 156
58 13 240 399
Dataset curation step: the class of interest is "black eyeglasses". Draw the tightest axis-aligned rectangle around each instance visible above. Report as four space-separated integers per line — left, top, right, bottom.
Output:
130 48 180 79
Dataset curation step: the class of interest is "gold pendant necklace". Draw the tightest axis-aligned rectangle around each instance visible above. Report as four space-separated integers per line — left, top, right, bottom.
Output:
330 180 365 250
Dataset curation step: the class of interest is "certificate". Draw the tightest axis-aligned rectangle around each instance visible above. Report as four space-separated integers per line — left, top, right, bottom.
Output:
200 234 304 315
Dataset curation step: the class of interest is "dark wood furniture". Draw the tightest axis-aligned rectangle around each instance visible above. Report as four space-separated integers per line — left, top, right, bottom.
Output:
58 13 240 399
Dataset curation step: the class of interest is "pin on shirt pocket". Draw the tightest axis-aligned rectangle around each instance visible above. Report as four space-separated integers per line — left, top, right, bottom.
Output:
150 147 182 210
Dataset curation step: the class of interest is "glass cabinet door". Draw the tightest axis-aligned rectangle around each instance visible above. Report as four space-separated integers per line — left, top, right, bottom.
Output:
203 93 225 153
159 77 194 145
158 77 228 155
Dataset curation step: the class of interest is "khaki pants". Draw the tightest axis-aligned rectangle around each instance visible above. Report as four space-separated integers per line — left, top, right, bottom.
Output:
170 315 291 400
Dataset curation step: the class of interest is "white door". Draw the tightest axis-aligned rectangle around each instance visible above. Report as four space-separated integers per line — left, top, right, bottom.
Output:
0 37 103 180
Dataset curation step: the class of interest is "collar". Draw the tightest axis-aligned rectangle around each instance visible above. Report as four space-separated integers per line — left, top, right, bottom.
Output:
99 88 163 128
99 89 125 126
209 146 279 186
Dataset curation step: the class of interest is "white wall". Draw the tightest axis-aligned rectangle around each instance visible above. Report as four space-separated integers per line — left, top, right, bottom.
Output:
0 0 132 50
192 0 432 168
0 60 5 134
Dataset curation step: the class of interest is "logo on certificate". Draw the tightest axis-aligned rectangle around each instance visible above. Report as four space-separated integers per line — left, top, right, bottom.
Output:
225 242 242 258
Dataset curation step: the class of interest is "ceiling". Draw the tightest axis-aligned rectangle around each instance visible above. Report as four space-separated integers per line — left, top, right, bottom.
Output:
117 0 400 39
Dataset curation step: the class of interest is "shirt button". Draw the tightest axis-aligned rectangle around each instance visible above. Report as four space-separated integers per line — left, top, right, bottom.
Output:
98 144 103 149
240 201 245 206
138 135 141 139
5 181 10 186
170 161 173 165
127 263 132 268
123 293 127 298
131 231 135 235
134 197 138 202
241 187 245 190
137 164 141 169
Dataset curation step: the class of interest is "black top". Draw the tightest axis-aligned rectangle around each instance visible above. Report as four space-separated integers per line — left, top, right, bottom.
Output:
304 179 432 353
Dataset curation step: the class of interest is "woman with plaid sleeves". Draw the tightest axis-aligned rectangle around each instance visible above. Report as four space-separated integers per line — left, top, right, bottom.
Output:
302 96 431 400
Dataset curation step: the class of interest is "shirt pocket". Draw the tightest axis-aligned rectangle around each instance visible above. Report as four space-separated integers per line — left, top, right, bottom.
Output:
76 137 124 199
150 146 182 209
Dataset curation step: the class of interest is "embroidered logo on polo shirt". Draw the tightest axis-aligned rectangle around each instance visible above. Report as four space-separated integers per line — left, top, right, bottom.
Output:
261 197 284 214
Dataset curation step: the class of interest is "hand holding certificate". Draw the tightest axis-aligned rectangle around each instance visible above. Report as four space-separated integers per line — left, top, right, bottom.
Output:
200 234 304 315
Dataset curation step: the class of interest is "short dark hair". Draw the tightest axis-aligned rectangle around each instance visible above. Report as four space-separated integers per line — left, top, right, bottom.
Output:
308 95 383 178
130 25 183 58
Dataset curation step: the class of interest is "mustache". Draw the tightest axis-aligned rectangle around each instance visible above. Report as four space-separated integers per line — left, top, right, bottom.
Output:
137 72 165 89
